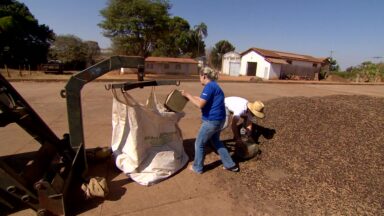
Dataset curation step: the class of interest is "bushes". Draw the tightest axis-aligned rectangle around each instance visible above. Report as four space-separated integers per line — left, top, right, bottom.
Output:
348 62 384 82
329 62 384 82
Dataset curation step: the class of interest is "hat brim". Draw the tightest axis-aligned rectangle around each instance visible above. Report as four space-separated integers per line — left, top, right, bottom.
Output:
247 103 265 119
252 111 265 119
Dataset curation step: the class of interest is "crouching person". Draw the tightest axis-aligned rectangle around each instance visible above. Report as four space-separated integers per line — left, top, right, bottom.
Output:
224 96 265 153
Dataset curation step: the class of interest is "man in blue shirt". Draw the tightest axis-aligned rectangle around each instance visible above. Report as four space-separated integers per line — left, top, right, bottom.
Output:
181 67 239 174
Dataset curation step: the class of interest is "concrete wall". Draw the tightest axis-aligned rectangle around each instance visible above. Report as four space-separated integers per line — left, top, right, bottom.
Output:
280 63 320 79
222 52 241 76
279 60 321 79
291 60 316 68
269 64 282 79
145 62 198 75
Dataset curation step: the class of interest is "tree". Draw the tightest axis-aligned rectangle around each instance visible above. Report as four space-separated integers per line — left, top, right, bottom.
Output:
49 35 98 70
210 40 235 70
0 0 54 68
151 16 191 57
187 30 206 58
84 41 101 66
328 57 340 72
194 22 207 57
99 0 171 57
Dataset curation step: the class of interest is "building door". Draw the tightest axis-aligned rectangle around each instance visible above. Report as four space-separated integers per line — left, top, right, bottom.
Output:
247 62 257 76
229 62 240 76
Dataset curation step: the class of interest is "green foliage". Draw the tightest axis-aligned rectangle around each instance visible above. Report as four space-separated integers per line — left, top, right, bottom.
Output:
210 40 235 69
318 57 340 80
327 57 340 72
186 30 206 58
319 69 328 80
84 41 101 66
99 0 206 58
49 35 100 70
329 71 356 79
152 16 195 57
326 61 384 82
152 19 208 58
345 61 384 82
0 0 54 68
193 22 207 57
99 0 171 57
194 23 207 39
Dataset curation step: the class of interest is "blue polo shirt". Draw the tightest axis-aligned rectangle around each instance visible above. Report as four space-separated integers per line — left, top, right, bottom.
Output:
200 81 226 121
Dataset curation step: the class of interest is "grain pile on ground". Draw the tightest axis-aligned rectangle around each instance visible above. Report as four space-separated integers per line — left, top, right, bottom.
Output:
218 95 384 215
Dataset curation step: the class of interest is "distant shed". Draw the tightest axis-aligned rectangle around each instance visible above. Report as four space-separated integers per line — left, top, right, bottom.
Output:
221 51 241 76
145 57 198 75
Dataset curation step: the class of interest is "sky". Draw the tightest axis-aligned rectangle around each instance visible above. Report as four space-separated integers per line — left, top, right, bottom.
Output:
18 0 384 70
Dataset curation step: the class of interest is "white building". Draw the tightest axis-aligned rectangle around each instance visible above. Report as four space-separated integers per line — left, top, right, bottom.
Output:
221 51 241 76
240 47 327 80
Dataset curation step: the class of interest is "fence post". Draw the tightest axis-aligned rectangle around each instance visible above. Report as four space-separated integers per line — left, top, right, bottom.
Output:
19 65 22 77
5 64 10 77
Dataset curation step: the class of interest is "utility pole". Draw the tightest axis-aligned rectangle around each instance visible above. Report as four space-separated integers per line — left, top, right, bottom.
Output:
372 56 384 63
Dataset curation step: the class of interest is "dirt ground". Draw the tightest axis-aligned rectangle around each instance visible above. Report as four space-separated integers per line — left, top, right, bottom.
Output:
1 76 384 216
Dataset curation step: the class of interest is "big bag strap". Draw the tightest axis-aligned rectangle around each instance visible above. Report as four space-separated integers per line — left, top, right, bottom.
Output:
112 86 161 111
112 88 137 107
146 86 158 110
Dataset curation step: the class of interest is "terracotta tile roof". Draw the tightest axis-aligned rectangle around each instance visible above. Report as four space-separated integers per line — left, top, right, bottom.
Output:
241 47 325 64
266 58 288 64
247 48 281 58
145 56 198 64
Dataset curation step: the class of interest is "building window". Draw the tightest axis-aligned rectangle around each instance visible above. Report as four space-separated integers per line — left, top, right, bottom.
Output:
146 63 153 69
164 64 169 69
313 63 317 67
175 64 181 70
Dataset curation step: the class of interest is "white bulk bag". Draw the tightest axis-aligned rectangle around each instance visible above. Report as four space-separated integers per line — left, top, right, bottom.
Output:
111 87 188 186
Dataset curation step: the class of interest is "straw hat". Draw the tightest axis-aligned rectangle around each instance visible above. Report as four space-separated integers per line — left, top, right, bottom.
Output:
247 100 265 119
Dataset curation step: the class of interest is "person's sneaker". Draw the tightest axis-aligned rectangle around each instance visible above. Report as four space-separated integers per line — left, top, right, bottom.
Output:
223 165 240 172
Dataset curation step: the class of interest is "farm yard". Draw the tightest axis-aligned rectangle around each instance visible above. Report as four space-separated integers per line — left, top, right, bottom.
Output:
2 79 384 216
2 1 383 214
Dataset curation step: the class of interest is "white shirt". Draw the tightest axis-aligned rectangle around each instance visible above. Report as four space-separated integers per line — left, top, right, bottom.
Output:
224 96 249 117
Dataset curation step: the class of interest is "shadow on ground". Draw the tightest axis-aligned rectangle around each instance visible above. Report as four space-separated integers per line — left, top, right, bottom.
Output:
69 153 133 215
0 126 276 216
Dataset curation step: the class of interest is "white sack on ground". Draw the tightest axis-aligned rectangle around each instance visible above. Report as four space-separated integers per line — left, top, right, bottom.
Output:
111 88 188 186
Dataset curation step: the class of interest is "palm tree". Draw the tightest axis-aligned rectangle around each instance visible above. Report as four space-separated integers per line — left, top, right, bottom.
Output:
194 22 208 57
